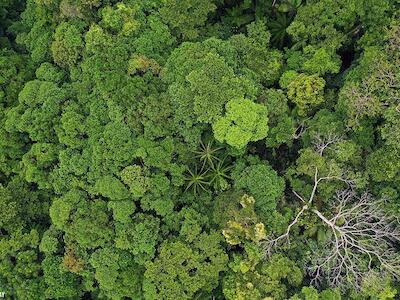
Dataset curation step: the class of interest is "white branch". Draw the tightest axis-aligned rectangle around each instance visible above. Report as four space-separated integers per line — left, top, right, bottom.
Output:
262 166 400 290
312 132 343 156
263 167 351 255
309 191 400 289
264 205 308 257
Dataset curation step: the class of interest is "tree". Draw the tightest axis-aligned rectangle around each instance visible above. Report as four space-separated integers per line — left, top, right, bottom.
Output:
0 229 46 300
212 97 269 149
21 143 59 190
337 28 400 128
366 147 400 183
261 89 295 148
114 213 160 265
2 0 400 298
281 72 325 116
309 190 400 289
120 165 150 198
264 167 400 290
222 194 266 246
143 230 228 299
5 80 67 142
223 251 303 300
163 37 258 143
42 256 82 299
90 247 143 299
49 190 114 249
94 175 130 200
14 0 54 64
159 0 216 40
286 46 341 76
232 158 285 224
230 21 283 85
286 0 358 52
164 40 256 132
51 21 84 68
290 286 341 300
357 271 398 300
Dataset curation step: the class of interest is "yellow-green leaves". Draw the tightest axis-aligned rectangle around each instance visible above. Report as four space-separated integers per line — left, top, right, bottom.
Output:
120 165 150 198
222 194 266 246
282 72 325 116
212 97 268 149
100 3 140 36
51 22 84 68
95 175 130 200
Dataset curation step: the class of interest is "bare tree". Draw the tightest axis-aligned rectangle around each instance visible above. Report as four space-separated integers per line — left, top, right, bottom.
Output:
310 190 400 289
263 168 353 255
262 167 400 289
312 132 342 155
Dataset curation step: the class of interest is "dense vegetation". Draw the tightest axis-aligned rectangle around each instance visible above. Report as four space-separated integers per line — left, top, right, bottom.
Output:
0 0 400 299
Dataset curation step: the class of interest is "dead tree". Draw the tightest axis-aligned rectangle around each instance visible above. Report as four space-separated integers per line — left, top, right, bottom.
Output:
312 132 342 155
262 167 400 289
310 191 400 289
263 168 353 255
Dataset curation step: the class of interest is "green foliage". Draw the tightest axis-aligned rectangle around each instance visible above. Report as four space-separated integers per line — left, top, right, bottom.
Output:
15 0 54 64
185 52 245 123
0 176 50 232
159 0 216 40
51 21 84 68
6 80 67 142
291 286 341 300
286 0 358 51
2 1 400 299
143 231 228 300
100 2 141 35
337 40 400 127
212 97 269 149
114 213 160 264
193 140 222 168
283 72 326 116
90 247 143 299
120 165 150 197
232 159 285 222
223 250 303 300
21 142 59 189
230 21 283 84
184 165 211 195
183 140 233 194
357 272 397 300
0 229 46 299
222 194 266 245
164 39 257 138
35 62 65 83
49 190 114 249
367 147 400 183
269 12 292 48
208 157 233 191
262 88 295 147
95 175 130 200
42 256 82 299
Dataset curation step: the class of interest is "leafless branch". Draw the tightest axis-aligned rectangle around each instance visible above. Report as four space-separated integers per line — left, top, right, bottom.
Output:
309 190 400 289
264 204 308 257
263 167 353 256
262 166 400 289
293 122 308 139
312 132 343 155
